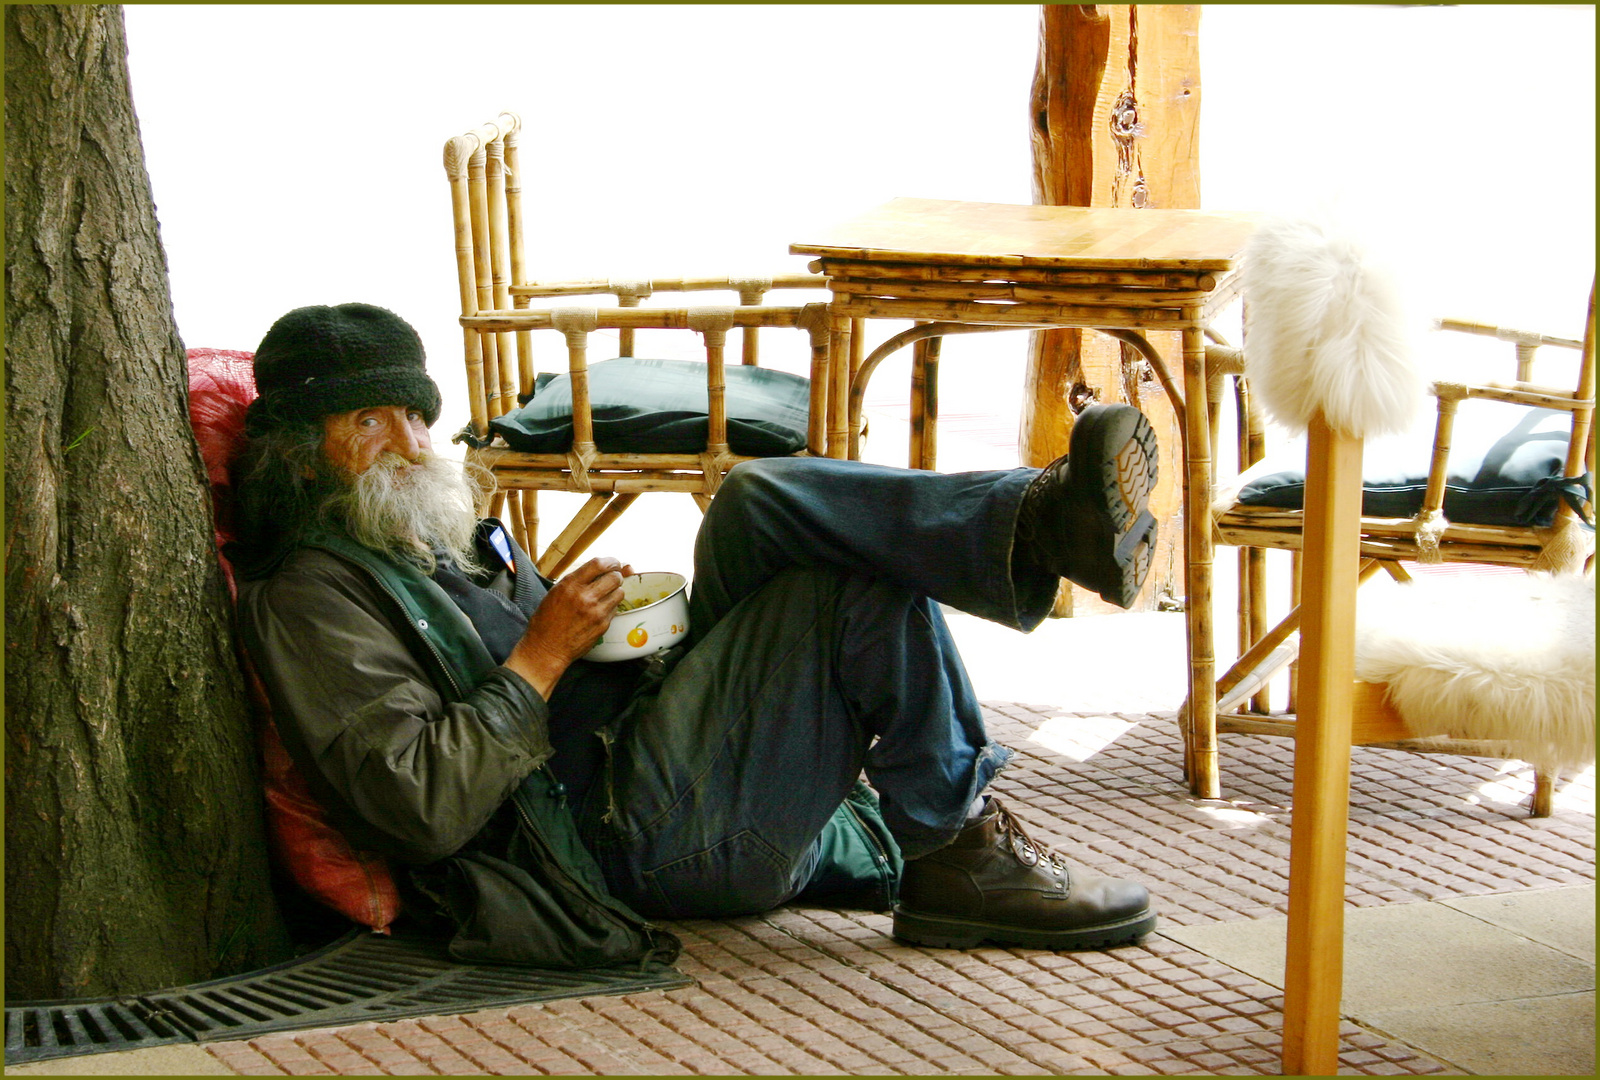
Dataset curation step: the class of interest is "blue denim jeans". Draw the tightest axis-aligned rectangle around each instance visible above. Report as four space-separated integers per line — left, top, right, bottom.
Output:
576 457 1058 919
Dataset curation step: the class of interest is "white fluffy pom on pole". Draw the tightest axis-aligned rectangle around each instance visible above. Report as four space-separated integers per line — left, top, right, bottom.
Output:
1241 217 1425 438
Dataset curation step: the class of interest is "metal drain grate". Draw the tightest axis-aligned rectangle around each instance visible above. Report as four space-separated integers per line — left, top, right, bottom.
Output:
5 929 690 1065
4 998 192 1063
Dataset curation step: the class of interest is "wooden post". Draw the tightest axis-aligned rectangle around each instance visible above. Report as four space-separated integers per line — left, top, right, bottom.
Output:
1281 412 1365 1076
1026 4 1201 615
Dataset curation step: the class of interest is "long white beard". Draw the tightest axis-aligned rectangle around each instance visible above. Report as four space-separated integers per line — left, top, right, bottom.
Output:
326 452 489 575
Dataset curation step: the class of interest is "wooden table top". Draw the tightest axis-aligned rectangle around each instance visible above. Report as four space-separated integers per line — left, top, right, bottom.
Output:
793 198 1259 272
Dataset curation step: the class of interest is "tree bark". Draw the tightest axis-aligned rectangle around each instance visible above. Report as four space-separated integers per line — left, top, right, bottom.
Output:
1023 4 1201 616
5 4 288 999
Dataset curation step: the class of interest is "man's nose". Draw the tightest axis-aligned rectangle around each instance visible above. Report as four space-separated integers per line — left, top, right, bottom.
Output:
386 417 425 462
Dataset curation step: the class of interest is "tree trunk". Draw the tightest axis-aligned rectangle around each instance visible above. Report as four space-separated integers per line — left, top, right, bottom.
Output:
1024 4 1201 615
5 4 288 999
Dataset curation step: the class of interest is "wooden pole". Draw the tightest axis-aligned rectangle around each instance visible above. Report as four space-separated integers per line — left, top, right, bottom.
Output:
1026 3 1200 615
1027 4 1107 619
1281 412 1365 1076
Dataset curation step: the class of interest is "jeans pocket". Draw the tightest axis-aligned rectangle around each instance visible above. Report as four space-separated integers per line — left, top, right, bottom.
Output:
640 829 798 919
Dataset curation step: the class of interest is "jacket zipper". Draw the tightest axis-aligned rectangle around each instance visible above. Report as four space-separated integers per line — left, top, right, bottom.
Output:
841 797 895 900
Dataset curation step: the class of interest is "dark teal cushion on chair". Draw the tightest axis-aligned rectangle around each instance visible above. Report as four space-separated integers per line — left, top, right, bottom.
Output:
1236 403 1576 527
489 357 811 456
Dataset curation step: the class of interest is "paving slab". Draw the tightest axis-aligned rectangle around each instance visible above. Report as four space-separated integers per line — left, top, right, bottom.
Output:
1161 902 1595 1012
1442 882 1595 961
1361 991 1595 1077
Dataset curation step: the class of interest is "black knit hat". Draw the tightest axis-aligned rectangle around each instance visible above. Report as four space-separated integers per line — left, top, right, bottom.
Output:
244 303 442 436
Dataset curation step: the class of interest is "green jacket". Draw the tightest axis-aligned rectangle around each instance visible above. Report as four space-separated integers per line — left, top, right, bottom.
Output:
239 531 901 968
240 532 675 968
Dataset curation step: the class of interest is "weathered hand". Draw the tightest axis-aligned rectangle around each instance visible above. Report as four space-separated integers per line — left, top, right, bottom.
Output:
505 556 634 698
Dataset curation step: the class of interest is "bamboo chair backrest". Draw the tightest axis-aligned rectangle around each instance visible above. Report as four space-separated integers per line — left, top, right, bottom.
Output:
444 111 525 444
1214 284 1596 572
1409 290 1595 565
443 111 829 447
441 112 832 573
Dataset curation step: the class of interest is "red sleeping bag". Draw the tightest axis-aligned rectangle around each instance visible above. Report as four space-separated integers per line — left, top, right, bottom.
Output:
187 348 400 933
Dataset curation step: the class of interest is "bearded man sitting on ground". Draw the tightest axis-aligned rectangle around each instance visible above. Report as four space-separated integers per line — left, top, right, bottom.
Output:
231 302 1161 967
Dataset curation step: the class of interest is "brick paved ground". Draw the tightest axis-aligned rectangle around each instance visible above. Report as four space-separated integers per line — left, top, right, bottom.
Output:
203 706 1594 1076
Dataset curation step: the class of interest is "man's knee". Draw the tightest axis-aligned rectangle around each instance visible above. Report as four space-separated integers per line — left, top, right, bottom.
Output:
717 456 847 512
707 457 803 529
719 456 792 497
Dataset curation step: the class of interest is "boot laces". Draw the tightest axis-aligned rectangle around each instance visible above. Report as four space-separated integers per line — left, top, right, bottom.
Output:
1016 455 1070 545
993 802 1070 874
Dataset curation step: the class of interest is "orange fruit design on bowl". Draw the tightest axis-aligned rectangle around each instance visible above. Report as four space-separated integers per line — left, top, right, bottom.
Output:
626 624 649 648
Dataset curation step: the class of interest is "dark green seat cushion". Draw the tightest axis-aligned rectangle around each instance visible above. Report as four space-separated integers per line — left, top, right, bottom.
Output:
1236 402 1577 527
489 357 811 456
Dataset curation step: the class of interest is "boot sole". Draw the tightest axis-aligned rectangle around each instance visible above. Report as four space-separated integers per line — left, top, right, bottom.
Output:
891 906 1157 951
1069 405 1159 609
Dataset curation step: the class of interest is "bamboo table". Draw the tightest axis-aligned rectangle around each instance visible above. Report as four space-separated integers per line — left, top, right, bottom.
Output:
792 198 1257 798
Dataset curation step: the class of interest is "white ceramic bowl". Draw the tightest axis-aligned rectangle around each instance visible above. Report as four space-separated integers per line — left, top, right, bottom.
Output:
584 571 690 662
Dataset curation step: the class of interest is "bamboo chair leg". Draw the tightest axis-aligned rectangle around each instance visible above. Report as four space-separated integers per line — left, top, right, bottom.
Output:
1182 324 1220 800
692 493 713 514
535 493 615 578
519 488 539 562
1282 414 1365 1077
545 493 640 579
909 333 929 470
1216 562 1383 717
1236 546 1251 669
1287 549 1303 713
1532 770 1555 818
1380 560 1412 583
1245 548 1270 711
1240 380 1271 711
1217 636 1300 716
830 313 853 459
907 332 942 471
1227 377 1265 712
502 488 522 537
922 334 941 471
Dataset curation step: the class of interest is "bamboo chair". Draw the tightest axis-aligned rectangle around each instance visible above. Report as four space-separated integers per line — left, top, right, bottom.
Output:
1192 270 1596 816
1196 221 1593 1074
444 112 832 575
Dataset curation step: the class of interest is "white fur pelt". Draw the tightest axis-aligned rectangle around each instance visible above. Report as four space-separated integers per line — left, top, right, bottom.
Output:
1241 216 1425 439
1354 572 1596 772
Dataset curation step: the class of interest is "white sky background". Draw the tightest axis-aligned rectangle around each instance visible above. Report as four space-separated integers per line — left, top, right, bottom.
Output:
124 2 1594 485
113 2 1595 757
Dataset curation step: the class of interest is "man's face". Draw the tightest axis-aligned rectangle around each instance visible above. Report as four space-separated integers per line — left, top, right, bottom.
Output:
322 405 433 476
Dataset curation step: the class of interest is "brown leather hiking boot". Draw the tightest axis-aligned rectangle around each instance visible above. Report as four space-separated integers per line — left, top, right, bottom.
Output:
893 797 1155 950
1015 403 1159 609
